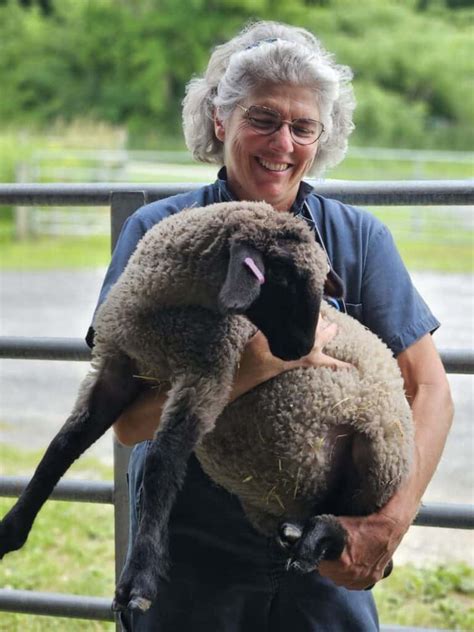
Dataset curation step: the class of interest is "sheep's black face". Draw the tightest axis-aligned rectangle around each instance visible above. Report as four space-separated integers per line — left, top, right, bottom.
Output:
218 239 321 361
246 257 320 361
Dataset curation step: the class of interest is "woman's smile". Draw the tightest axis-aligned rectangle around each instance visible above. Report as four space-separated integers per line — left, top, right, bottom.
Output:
214 83 320 211
256 157 292 172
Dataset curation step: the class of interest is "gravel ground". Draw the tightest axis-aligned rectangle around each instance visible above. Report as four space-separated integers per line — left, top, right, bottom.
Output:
0 268 472 565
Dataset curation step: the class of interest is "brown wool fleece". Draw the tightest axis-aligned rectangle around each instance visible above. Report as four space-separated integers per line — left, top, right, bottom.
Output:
198 302 413 534
91 201 413 536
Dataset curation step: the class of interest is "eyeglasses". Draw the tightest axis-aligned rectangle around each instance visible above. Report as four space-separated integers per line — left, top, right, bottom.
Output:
237 105 324 145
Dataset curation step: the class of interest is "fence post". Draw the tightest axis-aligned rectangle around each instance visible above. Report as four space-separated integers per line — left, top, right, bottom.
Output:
14 163 32 240
110 191 148 628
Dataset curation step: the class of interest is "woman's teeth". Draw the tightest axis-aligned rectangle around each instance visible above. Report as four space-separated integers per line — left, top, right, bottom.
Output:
258 158 290 172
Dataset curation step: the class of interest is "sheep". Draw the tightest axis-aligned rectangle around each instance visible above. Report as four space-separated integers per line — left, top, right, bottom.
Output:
0 200 413 614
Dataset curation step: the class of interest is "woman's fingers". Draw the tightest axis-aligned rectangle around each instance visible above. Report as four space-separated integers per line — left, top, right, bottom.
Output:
302 317 353 370
309 352 353 370
315 319 338 348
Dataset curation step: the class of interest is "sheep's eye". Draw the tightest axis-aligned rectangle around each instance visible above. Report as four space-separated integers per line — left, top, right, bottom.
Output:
268 264 290 286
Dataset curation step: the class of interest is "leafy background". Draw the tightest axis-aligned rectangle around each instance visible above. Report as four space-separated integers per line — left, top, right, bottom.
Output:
0 0 473 150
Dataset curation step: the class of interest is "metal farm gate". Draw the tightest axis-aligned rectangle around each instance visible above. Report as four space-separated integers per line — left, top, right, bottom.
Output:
0 181 473 631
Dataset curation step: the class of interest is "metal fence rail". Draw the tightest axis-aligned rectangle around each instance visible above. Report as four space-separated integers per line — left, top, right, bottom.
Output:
1 475 472 528
1 336 473 373
0 181 473 629
1 179 473 206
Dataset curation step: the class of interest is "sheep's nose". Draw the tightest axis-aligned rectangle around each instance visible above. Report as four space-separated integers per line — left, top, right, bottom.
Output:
270 337 314 361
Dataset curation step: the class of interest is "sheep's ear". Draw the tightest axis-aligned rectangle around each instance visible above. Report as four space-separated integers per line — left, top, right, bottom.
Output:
324 268 345 299
218 241 265 313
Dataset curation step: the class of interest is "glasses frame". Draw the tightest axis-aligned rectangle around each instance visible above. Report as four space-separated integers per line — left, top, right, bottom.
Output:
237 104 324 145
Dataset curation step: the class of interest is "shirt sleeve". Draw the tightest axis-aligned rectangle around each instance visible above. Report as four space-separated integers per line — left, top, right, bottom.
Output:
85 211 150 347
361 223 440 356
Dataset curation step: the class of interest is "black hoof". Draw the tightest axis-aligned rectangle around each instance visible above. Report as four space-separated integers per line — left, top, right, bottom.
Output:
111 599 125 613
0 517 29 559
364 559 394 590
112 593 152 613
128 596 152 612
283 515 347 573
383 558 394 579
277 522 303 550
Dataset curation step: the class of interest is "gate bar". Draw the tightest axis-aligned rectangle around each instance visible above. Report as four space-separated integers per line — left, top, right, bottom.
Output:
0 337 473 375
0 477 113 504
0 589 114 622
0 180 473 206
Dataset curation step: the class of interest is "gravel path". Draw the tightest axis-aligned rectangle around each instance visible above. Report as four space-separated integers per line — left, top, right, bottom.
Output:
0 268 472 564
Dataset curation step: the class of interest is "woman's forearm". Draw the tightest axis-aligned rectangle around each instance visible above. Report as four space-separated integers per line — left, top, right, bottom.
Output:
382 373 454 526
115 318 346 446
318 334 454 589
113 388 168 446
386 334 454 522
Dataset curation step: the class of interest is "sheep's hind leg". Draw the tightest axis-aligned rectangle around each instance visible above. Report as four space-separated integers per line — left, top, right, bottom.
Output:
0 355 140 559
113 377 223 614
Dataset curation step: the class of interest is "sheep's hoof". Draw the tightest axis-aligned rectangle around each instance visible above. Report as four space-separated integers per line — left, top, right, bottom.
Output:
112 595 152 613
277 522 303 550
364 559 394 590
0 514 29 559
128 596 152 612
383 558 394 579
282 515 347 574
113 540 167 614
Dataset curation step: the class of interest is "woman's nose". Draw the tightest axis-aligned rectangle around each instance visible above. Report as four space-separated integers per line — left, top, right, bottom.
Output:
269 122 294 152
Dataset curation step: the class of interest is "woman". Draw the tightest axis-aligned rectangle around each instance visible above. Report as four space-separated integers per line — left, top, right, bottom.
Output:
90 21 453 632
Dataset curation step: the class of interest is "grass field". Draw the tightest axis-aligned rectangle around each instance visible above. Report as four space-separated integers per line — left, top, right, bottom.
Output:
0 445 115 631
0 445 473 630
1 127 473 274
0 232 111 270
0 209 471 273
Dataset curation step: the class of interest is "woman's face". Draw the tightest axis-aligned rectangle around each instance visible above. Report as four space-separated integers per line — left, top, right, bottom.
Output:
214 84 321 212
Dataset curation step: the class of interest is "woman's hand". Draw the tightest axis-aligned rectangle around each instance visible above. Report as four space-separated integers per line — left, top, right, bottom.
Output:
230 316 351 402
114 315 351 445
319 334 453 590
317 510 407 590
113 386 169 446
317 475 418 590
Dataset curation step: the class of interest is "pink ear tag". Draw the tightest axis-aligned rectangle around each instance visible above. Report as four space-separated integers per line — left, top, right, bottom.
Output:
244 257 265 285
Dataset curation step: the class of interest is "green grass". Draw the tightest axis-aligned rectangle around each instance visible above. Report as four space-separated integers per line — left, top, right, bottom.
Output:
0 234 111 270
1 126 472 273
1 219 471 273
332 155 474 181
371 206 473 273
0 444 473 630
0 444 114 631
374 562 474 630
0 121 474 273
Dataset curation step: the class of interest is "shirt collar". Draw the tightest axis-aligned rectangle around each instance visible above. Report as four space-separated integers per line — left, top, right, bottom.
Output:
216 166 314 216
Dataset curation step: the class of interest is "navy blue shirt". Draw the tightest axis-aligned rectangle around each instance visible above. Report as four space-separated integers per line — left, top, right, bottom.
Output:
92 168 439 356
95 169 439 631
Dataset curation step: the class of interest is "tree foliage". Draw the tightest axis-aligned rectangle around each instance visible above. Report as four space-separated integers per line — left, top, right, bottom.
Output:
0 0 472 149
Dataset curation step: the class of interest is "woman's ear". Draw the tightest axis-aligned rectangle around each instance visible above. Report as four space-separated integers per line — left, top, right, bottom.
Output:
214 112 226 142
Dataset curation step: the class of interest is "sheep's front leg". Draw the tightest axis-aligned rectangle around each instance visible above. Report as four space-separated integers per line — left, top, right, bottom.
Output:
278 515 347 573
113 380 219 613
112 308 244 612
0 354 140 559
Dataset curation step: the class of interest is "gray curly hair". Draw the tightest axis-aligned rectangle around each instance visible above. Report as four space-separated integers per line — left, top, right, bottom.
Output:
182 21 355 177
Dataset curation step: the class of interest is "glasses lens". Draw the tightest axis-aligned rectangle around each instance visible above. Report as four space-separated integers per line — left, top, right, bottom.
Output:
246 106 280 134
244 106 323 145
290 119 323 144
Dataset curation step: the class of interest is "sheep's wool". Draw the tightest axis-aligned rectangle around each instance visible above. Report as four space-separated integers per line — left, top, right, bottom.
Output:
196 302 413 535
94 201 413 537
